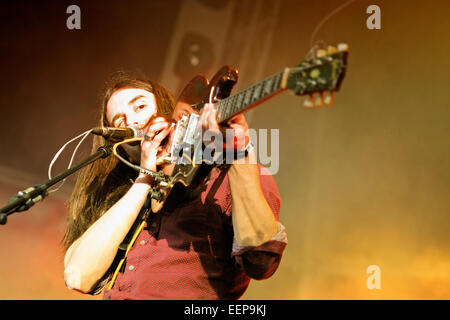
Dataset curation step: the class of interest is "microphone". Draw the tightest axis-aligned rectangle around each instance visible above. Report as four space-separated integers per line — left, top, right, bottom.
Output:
91 126 144 141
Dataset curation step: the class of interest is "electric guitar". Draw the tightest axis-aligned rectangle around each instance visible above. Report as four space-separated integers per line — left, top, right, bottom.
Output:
149 43 349 207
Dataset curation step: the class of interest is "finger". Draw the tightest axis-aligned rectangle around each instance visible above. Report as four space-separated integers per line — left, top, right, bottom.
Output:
227 121 249 143
150 116 167 124
144 121 170 139
227 113 243 123
200 104 211 130
166 123 176 145
228 121 247 130
141 116 166 131
147 117 170 129
207 106 220 132
147 122 170 135
153 123 173 144
227 113 248 128
228 122 249 137
141 124 170 147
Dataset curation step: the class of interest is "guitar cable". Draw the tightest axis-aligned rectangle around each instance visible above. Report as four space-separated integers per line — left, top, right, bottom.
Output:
47 132 169 201
47 128 93 194
309 0 357 55
111 138 169 184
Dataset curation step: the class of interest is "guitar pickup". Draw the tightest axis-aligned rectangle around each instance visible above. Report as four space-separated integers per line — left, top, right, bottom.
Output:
183 113 200 144
167 113 201 164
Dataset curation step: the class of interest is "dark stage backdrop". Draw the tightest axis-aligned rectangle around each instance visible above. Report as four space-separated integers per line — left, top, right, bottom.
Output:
0 0 449 299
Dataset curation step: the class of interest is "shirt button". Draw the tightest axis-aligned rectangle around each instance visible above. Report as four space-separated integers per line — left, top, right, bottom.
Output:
128 265 135 271
151 222 157 228
140 240 146 245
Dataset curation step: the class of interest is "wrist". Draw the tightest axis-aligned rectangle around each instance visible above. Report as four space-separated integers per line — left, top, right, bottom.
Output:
135 172 154 186
235 140 254 160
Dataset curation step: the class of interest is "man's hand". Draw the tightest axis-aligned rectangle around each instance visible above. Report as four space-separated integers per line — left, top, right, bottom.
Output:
140 116 173 171
199 103 250 152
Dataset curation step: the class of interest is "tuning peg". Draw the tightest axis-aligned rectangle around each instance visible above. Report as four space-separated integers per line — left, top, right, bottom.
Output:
304 94 314 108
327 45 338 54
314 93 323 107
322 91 335 107
316 49 327 58
337 43 349 52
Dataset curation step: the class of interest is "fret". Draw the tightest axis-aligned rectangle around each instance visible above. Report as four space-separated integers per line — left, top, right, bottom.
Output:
243 86 253 106
221 100 230 121
263 77 273 95
225 100 231 119
224 98 234 121
216 71 287 122
227 98 234 117
223 100 228 120
217 100 225 121
231 95 238 115
236 91 244 110
271 72 282 93
224 97 231 119
252 82 263 102
227 96 235 119
234 94 241 113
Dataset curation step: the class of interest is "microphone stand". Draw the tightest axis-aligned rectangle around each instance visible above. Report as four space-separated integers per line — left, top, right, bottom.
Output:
0 144 113 225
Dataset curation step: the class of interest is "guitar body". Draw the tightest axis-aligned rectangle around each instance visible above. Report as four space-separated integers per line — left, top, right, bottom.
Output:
172 65 238 122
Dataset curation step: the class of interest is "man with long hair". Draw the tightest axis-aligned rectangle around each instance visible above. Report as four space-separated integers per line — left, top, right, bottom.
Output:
62 71 287 299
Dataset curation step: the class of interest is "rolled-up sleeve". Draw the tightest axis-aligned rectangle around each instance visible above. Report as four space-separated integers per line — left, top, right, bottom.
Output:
230 165 288 280
232 222 287 279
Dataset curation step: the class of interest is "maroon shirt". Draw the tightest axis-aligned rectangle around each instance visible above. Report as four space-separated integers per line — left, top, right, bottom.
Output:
102 165 286 300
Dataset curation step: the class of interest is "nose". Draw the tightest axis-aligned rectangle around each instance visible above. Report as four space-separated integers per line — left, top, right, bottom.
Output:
126 113 142 129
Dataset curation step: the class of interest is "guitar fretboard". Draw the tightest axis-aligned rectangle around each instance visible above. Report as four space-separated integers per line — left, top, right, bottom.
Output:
215 70 286 123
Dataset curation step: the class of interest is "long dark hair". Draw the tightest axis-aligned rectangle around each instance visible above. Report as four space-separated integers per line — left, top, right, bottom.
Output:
62 71 175 250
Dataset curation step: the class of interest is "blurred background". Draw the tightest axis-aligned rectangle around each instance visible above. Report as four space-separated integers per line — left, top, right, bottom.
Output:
0 0 449 299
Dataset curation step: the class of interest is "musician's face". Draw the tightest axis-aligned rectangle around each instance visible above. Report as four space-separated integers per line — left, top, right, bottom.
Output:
105 88 158 129
105 88 158 163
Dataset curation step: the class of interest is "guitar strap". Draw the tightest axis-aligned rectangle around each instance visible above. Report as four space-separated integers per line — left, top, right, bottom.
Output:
91 195 152 293
106 219 148 290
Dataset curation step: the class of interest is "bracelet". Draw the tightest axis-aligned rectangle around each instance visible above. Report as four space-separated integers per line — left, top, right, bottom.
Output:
244 140 254 154
138 167 169 185
139 168 153 176
235 140 254 159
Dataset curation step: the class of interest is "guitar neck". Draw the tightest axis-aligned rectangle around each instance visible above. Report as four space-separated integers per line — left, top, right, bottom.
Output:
215 69 289 123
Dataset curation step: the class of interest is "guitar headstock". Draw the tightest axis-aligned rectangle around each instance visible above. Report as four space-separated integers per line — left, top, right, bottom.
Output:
284 43 349 108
